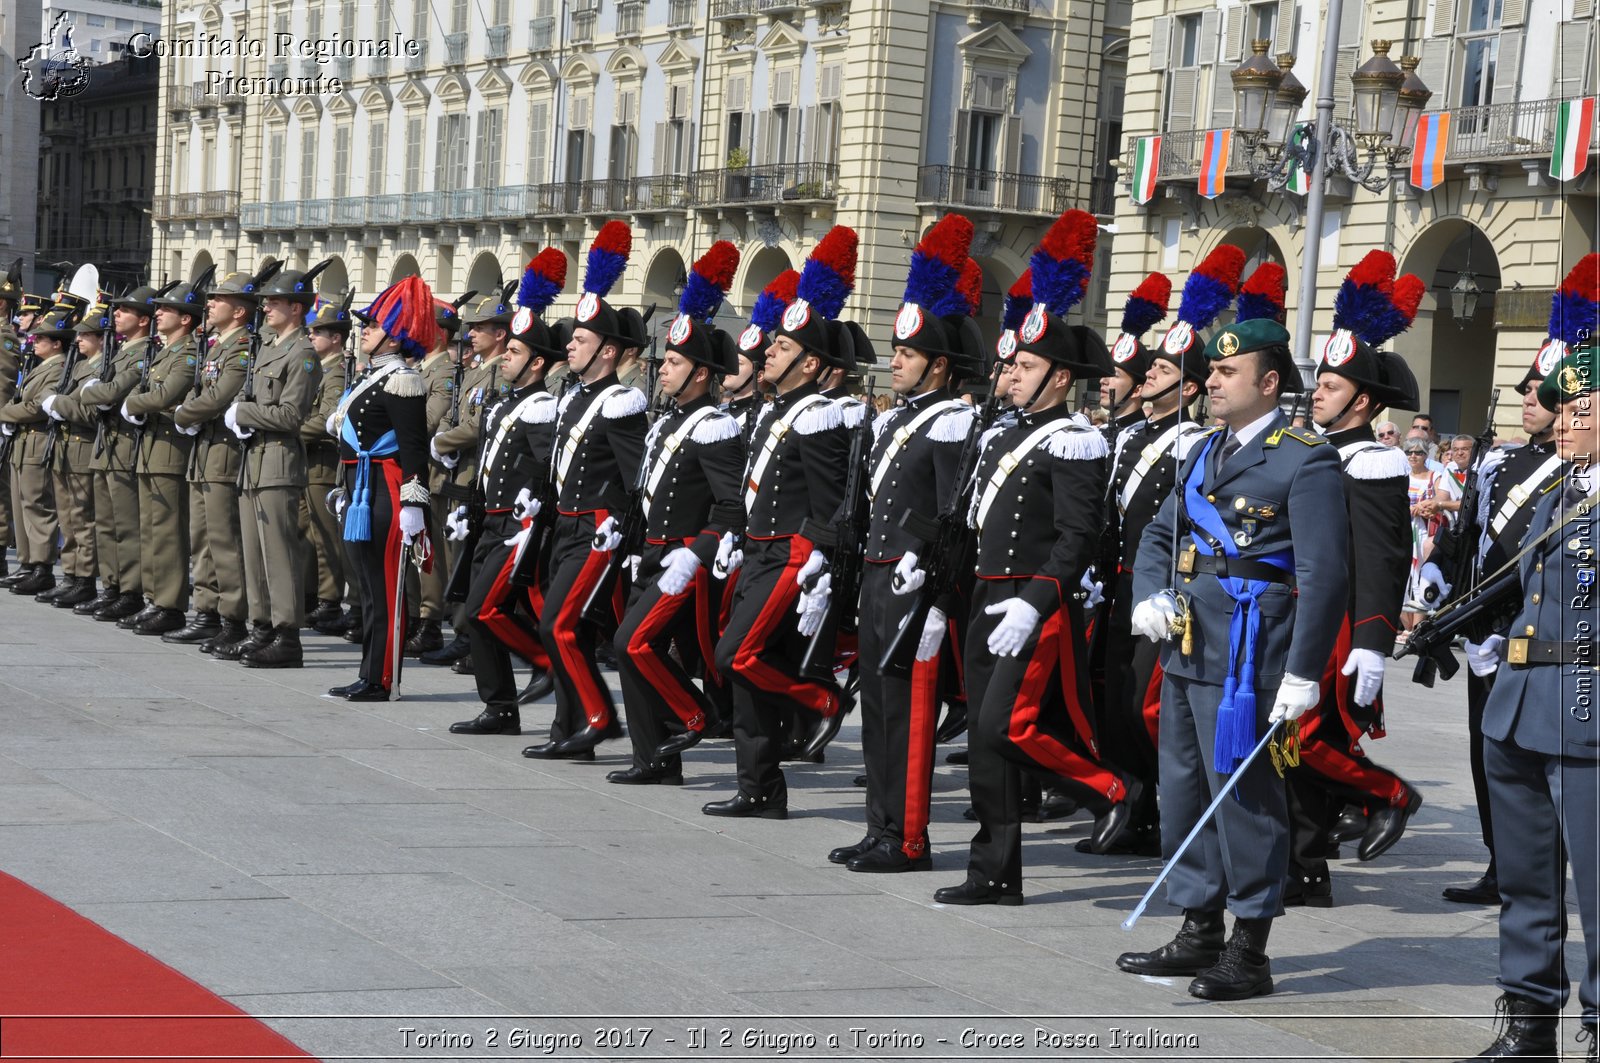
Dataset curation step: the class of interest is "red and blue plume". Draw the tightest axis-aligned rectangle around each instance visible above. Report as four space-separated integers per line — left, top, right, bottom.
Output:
1176 244 1246 328
1551 253 1600 348
516 248 568 316
359 274 438 360
1002 270 1033 332
751 269 799 333
303 296 327 327
795 225 858 322
1332 250 1406 345
1119 272 1171 337
582 220 632 298
679 240 740 323
935 258 983 317
1235 262 1287 323
1028 209 1097 314
903 213 974 310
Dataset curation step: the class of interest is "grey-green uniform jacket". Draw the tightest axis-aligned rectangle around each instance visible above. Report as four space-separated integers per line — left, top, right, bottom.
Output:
174 328 249 484
233 326 320 490
0 323 20 406
1 352 66 467
49 349 102 473
124 333 198 476
51 335 150 473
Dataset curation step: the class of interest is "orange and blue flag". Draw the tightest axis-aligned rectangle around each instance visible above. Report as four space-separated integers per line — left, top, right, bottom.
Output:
1410 112 1450 191
1198 129 1231 199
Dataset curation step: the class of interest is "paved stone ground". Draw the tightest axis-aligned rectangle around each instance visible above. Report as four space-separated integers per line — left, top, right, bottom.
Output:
0 580 1593 1062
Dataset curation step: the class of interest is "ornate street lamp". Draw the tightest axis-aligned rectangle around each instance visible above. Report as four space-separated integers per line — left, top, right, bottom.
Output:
1231 39 1284 143
1349 40 1405 147
1450 226 1482 327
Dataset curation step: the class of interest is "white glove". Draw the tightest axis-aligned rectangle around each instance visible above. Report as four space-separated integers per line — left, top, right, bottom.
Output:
591 515 622 553
41 395 64 421
796 571 832 637
0 423 14 437
223 403 252 439
398 504 425 542
627 554 641 581
1131 593 1179 642
1269 673 1322 723
430 435 458 469
1466 635 1504 678
444 504 470 542
172 406 201 435
796 548 828 592
712 532 743 578
1340 647 1387 707
985 598 1041 657
657 546 700 596
511 486 539 522
892 551 927 596
916 607 947 662
1080 566 1105 610
120 399 146 426
325 410 340 437
82 377 100 392
504 522 532 551
1416 561 1451 609
325 487 346 518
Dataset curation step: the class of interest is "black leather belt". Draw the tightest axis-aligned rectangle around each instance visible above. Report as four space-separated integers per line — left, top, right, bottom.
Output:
1178 549 1294 585
1501 638 1597 666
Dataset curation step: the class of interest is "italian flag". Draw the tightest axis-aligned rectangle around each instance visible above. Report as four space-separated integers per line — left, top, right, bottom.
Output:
1550 97 1595 182
1283 125 1312 195
1131 135 1161 205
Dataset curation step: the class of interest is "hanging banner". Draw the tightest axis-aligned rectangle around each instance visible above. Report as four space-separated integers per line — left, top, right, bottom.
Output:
1550 97 1596 182
1198 128 1231 199
1409 112 1450 191
1131 135 1162 205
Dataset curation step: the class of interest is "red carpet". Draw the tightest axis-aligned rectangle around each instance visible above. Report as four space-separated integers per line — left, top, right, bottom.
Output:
0 871 317 1061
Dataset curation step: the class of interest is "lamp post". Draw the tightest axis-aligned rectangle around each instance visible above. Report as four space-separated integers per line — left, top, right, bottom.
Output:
1231 0 1432 381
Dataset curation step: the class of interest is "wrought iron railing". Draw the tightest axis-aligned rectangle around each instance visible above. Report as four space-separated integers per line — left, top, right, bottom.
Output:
968 0 1031 13
266 201 298 228
240 202 264 229
616 1 645 38
1441 97 1597 163
445 188 487 220
486 24 510 59
668 0 696 27
710 0 756 18
301 199 332 227
685 162 840 206
404 191 443 221
529 16 555 52
444 32 468 66
915 165 1073 215
332 196 366 225
368 194 404 224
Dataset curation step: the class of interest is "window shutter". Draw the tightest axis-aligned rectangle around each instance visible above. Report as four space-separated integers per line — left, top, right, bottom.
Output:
1223 6 1245 62
1210 65 1236 128
583 129 595 180
728 75 748 112
1415 36 1450 108
1003 112 1022 173
1332 45 1359 120
1150 15 1172 69
530 100 549 183
1339 0 1362 49
1166 67 1199 131
952 109 969 170
801 105 817 162
1491 29 1522 105
474 113 488 187
1430 0 1456 38
686 121 696 172
620 89 638 126
1573 0 1592 18
1552 20 1594 100
1499 0 1526 27
1197 9 1220 66
1273 1 1297 55
772 68 794 107
753 109 767 165
820 63 843 102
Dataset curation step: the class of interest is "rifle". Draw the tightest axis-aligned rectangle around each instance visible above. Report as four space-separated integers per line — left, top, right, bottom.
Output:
0 336 33 466
234 260 285 491
91 300 120 460
39 335 81 470
1424 388 1500 643
880 374 1004 677
186 265 218 397
798 375 876 681
131 327 164 461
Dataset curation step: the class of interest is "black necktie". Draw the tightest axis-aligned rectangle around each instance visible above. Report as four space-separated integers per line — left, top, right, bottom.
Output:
1220 435 1242 467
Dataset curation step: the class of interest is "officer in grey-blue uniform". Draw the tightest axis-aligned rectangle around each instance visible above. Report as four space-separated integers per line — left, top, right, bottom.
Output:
1454 344 1599 1063
1117 317 1348 1002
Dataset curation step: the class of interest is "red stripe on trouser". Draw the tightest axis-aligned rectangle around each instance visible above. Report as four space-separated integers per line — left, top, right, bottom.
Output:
1009 611 1126 802
553 534 616 729
1294 708 1407 805
478 539 551 669
948 612 967 702
626 580 707 731
1322 617 1385 743
730 537 836 716
692 565 718 683
1141 657 1165 747
1050 593 1101 758
379 461 405 691
901 650 940 858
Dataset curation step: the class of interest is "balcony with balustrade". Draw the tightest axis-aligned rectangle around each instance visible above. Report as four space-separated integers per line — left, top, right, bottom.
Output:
529 16 556 54
444 32 468 67
683 162 840 209
915 165 1074 216
486 24 510 59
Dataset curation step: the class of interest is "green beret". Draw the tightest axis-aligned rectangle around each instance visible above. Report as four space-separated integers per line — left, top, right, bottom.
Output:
1537 343 1600 411
1204 318 1303 393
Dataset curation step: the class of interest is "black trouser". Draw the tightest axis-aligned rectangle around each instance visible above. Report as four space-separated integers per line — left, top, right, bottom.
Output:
462 512 545 716
1094 573 1162 829
344 459 406 689
615 540 715 773
1466 668 1496 858
713 536 840 800
855 561 942 858
538 512 620 743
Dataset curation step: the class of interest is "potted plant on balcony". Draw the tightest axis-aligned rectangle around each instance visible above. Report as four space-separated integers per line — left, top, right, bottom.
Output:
725 146 750 199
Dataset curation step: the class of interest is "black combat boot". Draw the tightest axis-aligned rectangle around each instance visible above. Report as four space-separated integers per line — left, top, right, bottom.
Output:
1188 917 1275 1001
0 560 25 587
1451 993 1558 1062
241 624 303 668
403 617 443 657
306 599 345 634
164 610 223 644
52 577 99 608
213 621 273 660
117 601 161 629
199 618 247 654
133 607 187 636
76 583 119 615
1117 909 1226 976
419 630 470 664
35 574 73 603
11 564 55 596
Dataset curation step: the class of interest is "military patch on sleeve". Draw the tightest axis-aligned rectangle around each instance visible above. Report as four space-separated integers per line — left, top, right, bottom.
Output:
237 355 250 367
185 355 197 367
304 359 316 374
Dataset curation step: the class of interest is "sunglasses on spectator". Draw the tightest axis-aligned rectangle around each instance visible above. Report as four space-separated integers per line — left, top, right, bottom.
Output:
1378 429 1398 437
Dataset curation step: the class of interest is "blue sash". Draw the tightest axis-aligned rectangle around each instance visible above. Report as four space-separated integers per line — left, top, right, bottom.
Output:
1183 433 1293 774
340 411 397 542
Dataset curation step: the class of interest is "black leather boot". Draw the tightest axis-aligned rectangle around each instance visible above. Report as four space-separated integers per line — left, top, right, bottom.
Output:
449 709 521 735
305 599 344 633
200 618 247 654
1359 783 1423 861
1188 917 1274 1000
35 574 72 603
12 564 55 596
1117 909 1226 976
95 591 145 621
164 610 223 643
419 631 470 665
213 621 273 660
701 790 787 820
52 577 99 608
1452 993 1558 1062
0 558 17 586
847 839 931 873
403 618 443 657
76 583 119 615
242 624 304 668
118 601 161 629
932 877 1022 906
517 668 555 705
133 607 188 636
